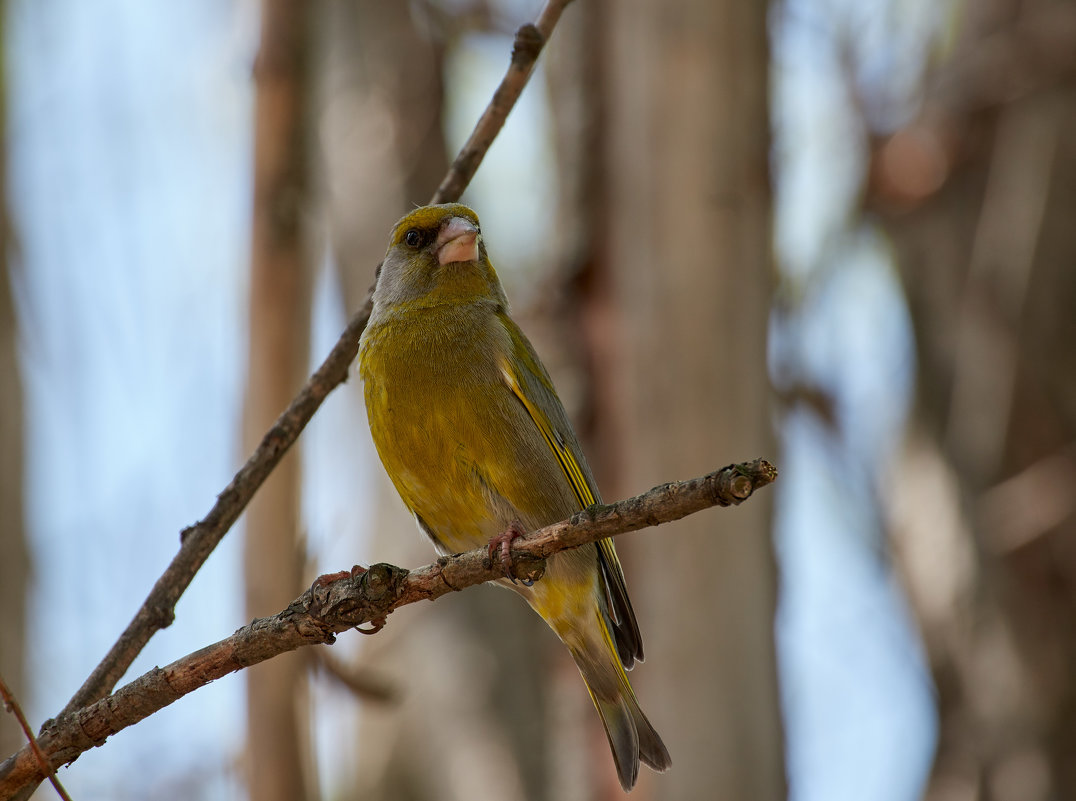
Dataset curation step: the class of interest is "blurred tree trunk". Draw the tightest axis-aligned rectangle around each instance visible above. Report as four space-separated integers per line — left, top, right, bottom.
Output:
868 2 1076 800
243 3 315 800
316 3 552 799
0 254 27 763
0 0 30 753
596 0 785 799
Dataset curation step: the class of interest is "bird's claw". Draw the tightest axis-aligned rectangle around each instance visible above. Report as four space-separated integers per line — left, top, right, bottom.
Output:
487 521 530 585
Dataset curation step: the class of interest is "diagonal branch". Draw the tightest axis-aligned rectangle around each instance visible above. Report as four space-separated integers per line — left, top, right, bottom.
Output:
0 676 72 801
55 0 575 724
431 0 575 204
0 459 776 795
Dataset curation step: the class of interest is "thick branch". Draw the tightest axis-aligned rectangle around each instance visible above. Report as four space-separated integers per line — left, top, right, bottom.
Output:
0 460 775 794
55 0 571 726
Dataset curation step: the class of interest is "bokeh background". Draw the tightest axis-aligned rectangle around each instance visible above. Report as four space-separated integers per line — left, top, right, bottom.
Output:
2 0 1073 799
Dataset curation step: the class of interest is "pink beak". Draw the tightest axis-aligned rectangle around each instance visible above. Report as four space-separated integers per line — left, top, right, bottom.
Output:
436 217 480 265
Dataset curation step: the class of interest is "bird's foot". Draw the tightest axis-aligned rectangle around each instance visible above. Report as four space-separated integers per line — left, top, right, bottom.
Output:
487 521 534 586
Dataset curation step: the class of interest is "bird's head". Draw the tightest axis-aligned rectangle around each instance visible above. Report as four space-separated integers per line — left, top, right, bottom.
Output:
373 203 508 311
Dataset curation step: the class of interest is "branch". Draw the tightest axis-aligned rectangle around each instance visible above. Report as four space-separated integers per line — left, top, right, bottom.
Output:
0 675 71 801
308 649 398 705
0 460 776 795
55 306 371 721
53 0 573 725
431 0 575 204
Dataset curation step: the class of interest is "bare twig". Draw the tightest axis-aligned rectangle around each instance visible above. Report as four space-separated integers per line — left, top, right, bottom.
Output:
57 303 371 721
0 675 72 801
0 460 776 794
54 0 573 726
430 0 575 204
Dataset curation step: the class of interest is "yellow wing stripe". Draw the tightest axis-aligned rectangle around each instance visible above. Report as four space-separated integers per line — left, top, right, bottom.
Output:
501 364 595 509
501 360 637 648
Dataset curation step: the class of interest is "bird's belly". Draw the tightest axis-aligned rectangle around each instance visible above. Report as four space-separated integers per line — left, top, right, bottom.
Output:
365 372 520 554
361 315 580 558
389 448 508 555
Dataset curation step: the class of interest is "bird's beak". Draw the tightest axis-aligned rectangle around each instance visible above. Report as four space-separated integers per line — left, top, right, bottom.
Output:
436 217 480 265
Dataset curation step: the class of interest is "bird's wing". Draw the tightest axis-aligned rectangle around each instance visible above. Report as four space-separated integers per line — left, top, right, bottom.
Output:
496 312 644 667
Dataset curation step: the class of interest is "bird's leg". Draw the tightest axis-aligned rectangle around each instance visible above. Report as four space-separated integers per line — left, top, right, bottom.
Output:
310 564 367 591
487 520 533 586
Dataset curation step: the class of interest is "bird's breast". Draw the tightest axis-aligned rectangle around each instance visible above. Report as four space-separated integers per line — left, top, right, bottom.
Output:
359 307 562 553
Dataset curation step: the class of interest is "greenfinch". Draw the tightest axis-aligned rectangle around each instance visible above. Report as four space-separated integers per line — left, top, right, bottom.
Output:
358 203 670 790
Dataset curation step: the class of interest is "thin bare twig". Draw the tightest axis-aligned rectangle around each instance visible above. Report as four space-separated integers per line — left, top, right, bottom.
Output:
431 0 575 204
0 460 776 794
54 0 573 725
0 675 72 801
309 649 398 705
57 303 371 721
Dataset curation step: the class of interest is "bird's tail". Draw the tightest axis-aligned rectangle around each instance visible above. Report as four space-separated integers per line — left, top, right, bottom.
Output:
568 610 671 792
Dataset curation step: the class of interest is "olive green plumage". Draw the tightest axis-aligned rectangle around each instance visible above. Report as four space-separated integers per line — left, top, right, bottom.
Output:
358 203 670 791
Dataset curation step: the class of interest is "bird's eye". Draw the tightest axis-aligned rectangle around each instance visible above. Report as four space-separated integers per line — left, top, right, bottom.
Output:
404 229 424 248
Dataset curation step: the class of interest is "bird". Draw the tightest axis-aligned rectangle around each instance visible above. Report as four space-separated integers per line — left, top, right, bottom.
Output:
358 203 670 791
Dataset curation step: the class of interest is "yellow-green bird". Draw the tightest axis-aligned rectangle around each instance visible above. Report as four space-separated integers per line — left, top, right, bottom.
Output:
358 203 670 791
